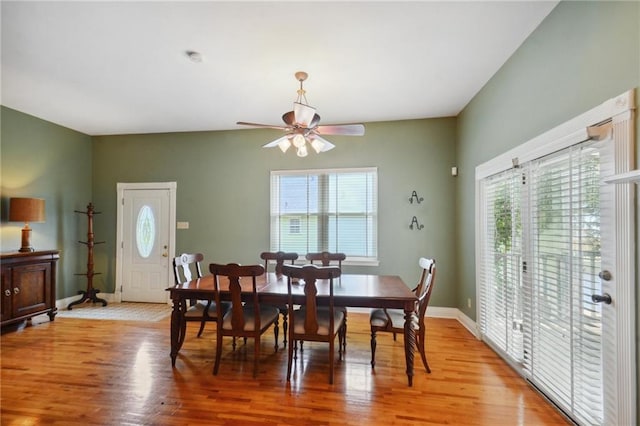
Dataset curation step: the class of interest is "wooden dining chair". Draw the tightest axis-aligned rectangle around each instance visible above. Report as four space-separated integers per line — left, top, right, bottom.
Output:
282 264 345 384
305 251 346 268
209 263 280 378
370 257 436 373
260 251 298 347
304 251 347 353
172 253 230 346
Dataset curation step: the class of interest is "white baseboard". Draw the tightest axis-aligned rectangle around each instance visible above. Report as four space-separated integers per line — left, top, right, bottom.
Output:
331 306 478 338
427 306 479 338
455 310 480 339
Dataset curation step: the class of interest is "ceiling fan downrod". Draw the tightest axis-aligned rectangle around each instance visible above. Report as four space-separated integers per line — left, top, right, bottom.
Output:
295 71 309 105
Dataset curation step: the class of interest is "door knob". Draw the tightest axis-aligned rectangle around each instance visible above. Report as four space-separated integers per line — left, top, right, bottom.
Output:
591 293 612 304
598 270 612 281
162 252 168 257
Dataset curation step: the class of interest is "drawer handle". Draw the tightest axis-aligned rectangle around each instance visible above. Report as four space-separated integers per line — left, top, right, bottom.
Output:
13 287 20 295
4 289 10 297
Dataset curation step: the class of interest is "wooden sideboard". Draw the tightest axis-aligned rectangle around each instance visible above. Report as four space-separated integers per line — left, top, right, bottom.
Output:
1 250 59 327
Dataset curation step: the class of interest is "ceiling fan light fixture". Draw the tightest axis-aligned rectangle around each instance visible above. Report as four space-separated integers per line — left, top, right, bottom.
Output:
296 145 308 157
293 133 306 148
278 138 292 153
310 138 324 154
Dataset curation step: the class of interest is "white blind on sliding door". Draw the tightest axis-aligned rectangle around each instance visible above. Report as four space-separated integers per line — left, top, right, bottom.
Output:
478 168 523 363
525 142 604 425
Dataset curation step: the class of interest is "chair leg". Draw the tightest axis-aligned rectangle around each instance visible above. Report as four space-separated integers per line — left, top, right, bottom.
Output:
213 334 223 375
342 312 347 354
253 336 260 378
329 339 334 385
370 329 377 368
287 338 294 381
274 317 279 352
417 328 431 373
196 319 207 337
282 310 288 346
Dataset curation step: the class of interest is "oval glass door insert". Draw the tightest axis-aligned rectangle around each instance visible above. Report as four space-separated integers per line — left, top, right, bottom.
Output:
136 205 155 258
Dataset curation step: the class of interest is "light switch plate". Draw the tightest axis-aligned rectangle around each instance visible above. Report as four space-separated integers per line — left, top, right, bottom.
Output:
176 221 189 229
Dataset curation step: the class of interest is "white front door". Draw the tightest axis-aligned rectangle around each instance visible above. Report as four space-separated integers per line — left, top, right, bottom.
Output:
116 183 176 303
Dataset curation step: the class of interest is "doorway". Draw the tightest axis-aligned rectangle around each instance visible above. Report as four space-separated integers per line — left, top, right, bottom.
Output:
116 182 176 303
475 90 635 425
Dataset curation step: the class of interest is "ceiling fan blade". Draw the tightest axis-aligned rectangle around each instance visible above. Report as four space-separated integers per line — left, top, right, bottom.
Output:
293 102 316 127
237 121 289 131
262 135 290 148
315 123 365 136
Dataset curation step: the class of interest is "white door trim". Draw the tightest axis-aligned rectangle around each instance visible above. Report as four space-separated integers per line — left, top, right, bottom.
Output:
115 182 176 303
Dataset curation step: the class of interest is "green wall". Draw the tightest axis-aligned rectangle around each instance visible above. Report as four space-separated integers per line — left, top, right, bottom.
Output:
0 106 93 299
456 0 640 320
92 118 458 307
455 0 640 418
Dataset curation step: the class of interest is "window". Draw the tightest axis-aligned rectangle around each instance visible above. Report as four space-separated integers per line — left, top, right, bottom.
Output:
289 218 301 234
270 167 377 262
135 204 155 258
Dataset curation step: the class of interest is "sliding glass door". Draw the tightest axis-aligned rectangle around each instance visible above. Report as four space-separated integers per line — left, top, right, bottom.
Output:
475 90 635 426
479 139 607 424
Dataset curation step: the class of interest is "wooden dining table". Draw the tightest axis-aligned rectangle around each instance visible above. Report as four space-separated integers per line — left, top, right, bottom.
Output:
166 272 419 386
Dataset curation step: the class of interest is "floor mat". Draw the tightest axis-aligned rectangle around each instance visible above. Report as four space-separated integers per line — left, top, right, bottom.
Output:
55 302 171 322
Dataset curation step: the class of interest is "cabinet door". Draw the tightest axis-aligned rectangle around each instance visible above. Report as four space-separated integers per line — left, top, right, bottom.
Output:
1 266 11 323
10 262 51 318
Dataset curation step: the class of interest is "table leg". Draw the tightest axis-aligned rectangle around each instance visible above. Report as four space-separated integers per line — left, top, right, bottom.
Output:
404 309 415 386
170 297 184 367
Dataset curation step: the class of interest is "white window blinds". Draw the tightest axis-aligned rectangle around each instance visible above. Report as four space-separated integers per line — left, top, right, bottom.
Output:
270 168 377 261
478 168 524 364
479 139 609 425
525 142 604 425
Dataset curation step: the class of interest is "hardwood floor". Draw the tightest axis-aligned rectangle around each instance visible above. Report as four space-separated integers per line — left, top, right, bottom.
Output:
1 312 568 425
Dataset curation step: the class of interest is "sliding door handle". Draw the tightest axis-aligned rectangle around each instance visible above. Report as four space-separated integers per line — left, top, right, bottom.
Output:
591 293 612 304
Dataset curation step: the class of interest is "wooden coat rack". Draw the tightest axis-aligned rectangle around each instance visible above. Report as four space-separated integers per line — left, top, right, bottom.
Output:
67 202 107 309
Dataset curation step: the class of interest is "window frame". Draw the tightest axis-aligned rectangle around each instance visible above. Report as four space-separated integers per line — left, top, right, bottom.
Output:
270 167 379 265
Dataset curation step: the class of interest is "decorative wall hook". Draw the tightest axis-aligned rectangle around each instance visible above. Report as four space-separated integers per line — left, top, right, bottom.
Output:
409 190 423 204
409 216 424 230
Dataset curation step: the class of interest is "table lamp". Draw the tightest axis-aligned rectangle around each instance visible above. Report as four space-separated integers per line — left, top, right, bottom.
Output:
9 197 45 252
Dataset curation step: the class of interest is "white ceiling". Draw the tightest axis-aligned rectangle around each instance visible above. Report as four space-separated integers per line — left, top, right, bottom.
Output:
1 1 558 136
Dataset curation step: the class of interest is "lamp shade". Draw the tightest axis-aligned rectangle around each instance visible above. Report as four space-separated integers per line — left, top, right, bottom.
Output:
9 198 45 223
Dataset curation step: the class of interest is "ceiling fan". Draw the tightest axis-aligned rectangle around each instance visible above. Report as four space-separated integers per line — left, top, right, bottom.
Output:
236 71 365 157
